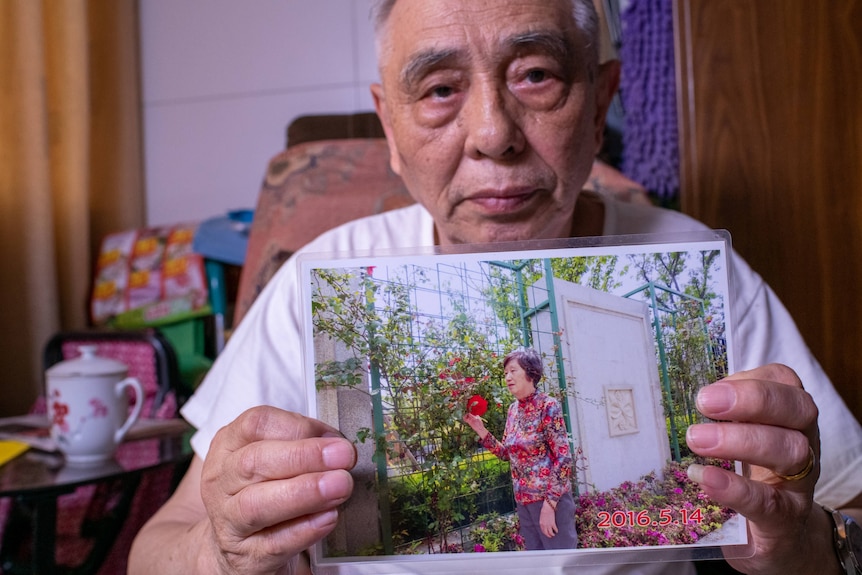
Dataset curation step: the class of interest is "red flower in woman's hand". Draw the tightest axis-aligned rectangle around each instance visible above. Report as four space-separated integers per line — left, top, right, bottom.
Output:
467 394 488 416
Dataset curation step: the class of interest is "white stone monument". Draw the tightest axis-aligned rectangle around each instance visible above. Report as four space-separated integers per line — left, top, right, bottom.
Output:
530 278 671 493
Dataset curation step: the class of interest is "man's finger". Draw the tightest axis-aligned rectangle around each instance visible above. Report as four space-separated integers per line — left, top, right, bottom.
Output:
686 463 809 528
221 468 354 538
214 406 344 453
696 376 817 436
216 436 357 495
686 422 817 480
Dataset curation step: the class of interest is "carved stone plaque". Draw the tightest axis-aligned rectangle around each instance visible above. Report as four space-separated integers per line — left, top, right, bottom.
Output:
605 387 638 436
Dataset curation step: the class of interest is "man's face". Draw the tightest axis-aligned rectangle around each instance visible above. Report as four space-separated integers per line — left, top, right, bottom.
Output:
372 0 616 246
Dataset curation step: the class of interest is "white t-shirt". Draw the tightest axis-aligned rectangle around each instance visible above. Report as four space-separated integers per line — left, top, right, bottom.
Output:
182 200 862 575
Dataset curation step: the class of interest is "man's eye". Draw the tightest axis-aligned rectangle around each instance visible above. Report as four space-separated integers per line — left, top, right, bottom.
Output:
526 69 548 83
430 85 454 99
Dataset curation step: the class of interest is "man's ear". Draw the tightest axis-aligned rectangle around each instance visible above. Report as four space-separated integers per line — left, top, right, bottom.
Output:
371 83 402 176
593 59 621 154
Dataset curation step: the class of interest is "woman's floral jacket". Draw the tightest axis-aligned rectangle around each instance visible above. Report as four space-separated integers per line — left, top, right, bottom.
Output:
481 390 573 505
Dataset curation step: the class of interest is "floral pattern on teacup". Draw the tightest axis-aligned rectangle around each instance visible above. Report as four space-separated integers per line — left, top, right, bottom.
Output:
52 400 70 432
90 398 109 418
51 393 110 437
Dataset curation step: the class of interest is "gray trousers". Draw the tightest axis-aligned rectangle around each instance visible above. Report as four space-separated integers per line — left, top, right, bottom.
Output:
516 491 578 550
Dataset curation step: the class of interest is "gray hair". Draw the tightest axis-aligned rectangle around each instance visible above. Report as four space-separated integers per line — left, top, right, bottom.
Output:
503 347 544 386
370 0 600 64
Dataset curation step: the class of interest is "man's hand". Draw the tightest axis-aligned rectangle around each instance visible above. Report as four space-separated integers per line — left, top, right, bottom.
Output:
200 406 356 575
685 364 841 575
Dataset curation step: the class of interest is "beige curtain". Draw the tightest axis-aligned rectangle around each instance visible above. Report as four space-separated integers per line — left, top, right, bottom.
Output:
0 0 144 416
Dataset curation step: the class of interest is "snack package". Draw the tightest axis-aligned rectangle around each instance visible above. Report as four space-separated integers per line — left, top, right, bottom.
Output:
90 223 210 326
91 230 137 324
127 227 169 312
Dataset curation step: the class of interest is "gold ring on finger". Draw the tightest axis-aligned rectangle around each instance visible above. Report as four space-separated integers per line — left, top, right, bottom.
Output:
775 445 816 482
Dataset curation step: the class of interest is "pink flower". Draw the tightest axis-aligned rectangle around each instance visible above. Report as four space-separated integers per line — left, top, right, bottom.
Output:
514 534 524 545
473 544 486 552
90 398 109 418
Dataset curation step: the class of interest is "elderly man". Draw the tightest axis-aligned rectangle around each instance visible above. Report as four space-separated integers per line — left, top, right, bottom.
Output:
129 0 862 573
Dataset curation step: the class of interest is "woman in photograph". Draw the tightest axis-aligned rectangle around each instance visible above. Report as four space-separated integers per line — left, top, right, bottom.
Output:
463 347 578 550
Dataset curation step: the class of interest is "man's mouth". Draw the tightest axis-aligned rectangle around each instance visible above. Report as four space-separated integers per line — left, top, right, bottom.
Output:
464 188 539 214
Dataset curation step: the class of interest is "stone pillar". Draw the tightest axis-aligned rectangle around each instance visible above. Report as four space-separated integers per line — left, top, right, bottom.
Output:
314 310 380 555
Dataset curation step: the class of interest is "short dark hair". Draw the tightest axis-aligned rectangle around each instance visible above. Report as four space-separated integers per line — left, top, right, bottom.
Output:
503 348 544 385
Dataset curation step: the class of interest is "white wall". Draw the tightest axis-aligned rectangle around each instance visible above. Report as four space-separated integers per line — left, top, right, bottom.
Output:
139 0 379 226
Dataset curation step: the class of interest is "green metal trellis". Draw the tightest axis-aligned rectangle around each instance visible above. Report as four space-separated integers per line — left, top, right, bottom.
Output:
623 281 716 462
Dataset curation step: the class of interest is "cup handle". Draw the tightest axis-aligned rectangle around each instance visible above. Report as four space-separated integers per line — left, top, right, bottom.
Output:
114 377 144 444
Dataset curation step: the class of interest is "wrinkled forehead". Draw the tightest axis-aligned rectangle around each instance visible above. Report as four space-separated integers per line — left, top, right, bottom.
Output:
375 0 594 74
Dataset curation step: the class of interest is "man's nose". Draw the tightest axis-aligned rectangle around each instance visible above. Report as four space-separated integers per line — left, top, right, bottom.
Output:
462 81 525 160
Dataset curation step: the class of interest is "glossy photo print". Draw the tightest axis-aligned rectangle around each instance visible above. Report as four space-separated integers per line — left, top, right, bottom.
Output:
300 231 751 574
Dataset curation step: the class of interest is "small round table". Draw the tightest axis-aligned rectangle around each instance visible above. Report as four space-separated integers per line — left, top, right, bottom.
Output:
0 420 193 574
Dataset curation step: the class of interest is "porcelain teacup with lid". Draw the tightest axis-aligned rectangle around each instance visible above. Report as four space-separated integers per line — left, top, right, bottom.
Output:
45 345 144 465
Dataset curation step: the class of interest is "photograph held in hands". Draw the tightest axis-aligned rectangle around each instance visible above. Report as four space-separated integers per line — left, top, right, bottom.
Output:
300 231 752 574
